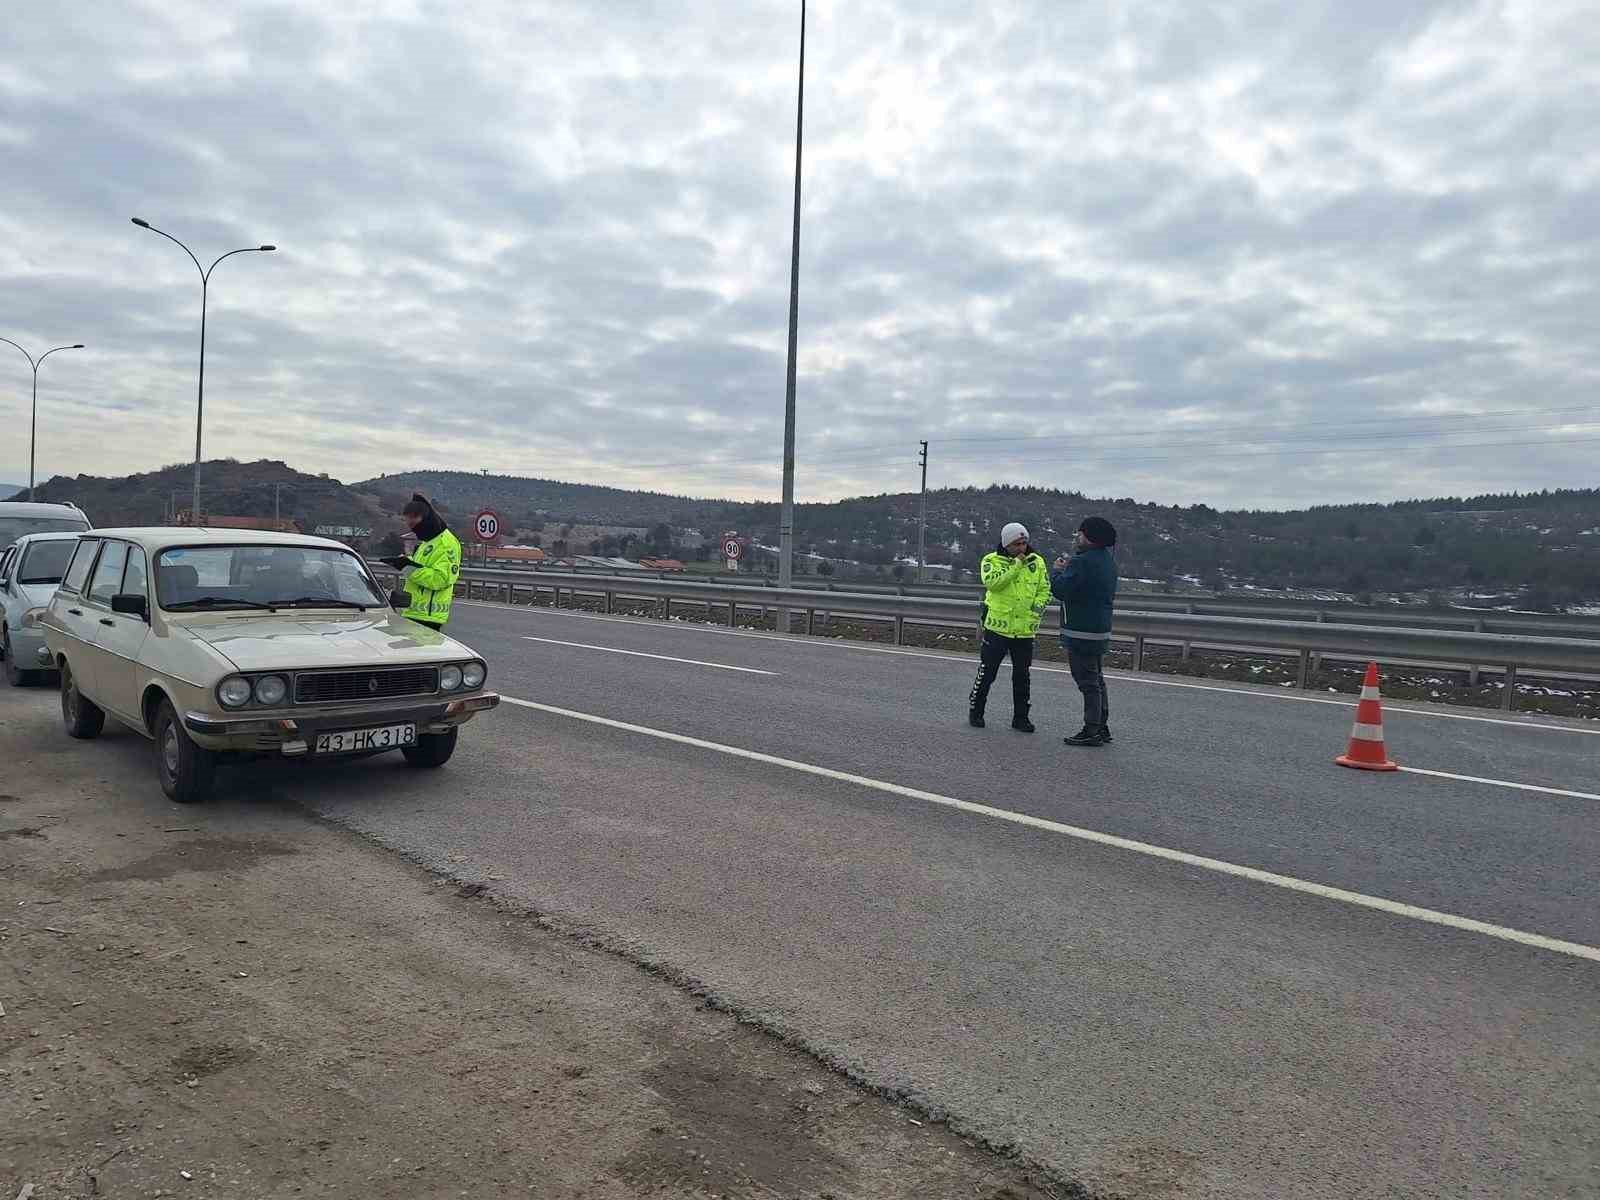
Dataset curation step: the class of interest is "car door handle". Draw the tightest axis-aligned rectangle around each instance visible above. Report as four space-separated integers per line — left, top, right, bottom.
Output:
99 618 116 627
68 608 83 616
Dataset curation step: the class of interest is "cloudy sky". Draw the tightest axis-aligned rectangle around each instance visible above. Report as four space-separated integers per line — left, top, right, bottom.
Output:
2 0 1596 509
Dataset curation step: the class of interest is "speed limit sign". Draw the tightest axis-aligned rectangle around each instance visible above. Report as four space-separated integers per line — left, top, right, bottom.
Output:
722 537 743 560
473 509 502 543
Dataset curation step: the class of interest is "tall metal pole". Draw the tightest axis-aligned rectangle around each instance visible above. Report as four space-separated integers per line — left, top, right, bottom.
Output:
777 0 805 627
131 219 275 527
1 339 84 501
917 440 928 584
274 481 281 526
194 278 208 524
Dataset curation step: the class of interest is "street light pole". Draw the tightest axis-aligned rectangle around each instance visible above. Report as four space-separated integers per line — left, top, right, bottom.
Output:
1 338 85 501
777 0 805 631
131 218 276 526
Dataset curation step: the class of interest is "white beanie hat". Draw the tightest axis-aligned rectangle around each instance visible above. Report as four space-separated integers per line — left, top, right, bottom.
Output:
1000 522 1029 547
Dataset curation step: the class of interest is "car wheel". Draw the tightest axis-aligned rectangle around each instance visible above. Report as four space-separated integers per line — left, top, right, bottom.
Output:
60 661 105 739
3 634 32 687
155 700 217 804
401 727 458 768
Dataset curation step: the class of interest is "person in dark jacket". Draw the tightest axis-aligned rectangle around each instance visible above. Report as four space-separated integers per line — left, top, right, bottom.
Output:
1051 516 1119 746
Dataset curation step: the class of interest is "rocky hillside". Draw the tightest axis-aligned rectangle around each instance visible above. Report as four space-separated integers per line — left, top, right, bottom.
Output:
12 460 397 547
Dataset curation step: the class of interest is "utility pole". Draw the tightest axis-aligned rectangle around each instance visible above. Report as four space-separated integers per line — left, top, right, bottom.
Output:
274 482 283 527
917 440 928 584
777 0 805 634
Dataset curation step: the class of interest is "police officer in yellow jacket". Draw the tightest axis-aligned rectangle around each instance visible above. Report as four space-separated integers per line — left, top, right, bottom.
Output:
968 522 1052 732
379 494 462 631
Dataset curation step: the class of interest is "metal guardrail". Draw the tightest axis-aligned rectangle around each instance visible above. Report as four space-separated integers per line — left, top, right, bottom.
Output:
371 564 1600 712
455 561 1600 639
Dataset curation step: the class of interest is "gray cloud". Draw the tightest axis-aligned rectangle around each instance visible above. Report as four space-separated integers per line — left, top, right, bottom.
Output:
2 0 1597 509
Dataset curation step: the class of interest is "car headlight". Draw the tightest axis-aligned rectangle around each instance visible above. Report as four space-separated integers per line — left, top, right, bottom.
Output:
218 676 254 708
253 675 289 706
20 607 48 629
461 660 486 690
438 664 463 691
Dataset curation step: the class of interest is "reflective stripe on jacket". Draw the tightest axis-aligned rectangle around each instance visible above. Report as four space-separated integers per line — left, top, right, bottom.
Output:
401 528 462 625
979 550 1052 639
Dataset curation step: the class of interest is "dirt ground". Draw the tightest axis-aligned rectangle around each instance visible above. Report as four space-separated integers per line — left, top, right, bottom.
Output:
0 685 1062 1200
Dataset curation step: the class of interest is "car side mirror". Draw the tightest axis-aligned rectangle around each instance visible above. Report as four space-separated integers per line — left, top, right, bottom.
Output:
389 589 408 610
111 593 149 620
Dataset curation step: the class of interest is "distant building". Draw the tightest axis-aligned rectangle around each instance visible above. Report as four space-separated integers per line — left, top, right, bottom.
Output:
179 512 301 533
485 546 547 566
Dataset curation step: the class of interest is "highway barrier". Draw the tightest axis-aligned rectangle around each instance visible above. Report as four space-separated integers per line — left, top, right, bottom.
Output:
369 565 1600 713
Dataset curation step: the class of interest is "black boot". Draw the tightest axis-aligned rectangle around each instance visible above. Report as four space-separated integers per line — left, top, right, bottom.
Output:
1063 726 1105 747
1011 715 1036 733
1098 725 1113 744
968 710 986 728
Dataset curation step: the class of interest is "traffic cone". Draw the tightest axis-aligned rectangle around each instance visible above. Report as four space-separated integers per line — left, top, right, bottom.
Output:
1336 662 1398 771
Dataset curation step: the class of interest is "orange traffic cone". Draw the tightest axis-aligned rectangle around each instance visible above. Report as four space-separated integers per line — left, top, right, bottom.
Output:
1336 662 1398 771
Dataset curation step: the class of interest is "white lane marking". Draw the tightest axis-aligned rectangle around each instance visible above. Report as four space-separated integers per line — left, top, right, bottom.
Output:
518 635 775 675
1398 767 1600 803
461 600 1600 736
496 694 1600 965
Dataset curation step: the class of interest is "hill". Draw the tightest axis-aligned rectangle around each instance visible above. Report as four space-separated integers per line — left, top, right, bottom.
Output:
0 483 24 499
17 460 398 548
353 470 1600 608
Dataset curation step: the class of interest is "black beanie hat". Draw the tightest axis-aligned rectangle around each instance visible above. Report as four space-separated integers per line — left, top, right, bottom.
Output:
1079 516 1117 547
402 493 432 518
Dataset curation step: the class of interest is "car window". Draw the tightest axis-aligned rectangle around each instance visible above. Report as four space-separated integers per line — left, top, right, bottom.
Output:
18 540 78 586
87 541 129 605
61 539 100 594
0 515 92 549
0 547 13 583
156 545 387 609
121 546 149 600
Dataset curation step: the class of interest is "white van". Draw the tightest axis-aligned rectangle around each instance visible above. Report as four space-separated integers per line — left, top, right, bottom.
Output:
0 501 93 551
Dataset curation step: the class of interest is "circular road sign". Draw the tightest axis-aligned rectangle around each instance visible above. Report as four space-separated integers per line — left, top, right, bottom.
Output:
722 537 743 560
473 509 502 543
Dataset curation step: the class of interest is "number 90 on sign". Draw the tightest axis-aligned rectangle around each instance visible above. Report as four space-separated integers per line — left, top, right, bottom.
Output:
722 538 742 560
474 511 500 541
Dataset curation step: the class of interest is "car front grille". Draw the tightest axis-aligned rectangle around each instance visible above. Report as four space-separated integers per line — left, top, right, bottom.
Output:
294 667 439 705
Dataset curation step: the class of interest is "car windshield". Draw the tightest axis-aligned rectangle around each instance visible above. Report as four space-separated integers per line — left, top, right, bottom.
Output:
155 545 387 611
0 515 90 550
17 540 77 585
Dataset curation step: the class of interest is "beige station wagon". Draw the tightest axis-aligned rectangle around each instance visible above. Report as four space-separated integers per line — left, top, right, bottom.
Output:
41 528 499 803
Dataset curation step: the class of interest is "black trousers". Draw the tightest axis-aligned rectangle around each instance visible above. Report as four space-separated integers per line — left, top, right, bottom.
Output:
412 619 444 631
1067 643 1109 730
969 631 1033 718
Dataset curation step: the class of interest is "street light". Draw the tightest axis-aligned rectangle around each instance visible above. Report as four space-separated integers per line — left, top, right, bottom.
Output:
777 0 806 631
131 217 276 525
0 338 85 500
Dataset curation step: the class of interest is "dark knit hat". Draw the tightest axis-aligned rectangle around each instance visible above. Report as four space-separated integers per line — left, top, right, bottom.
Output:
1079 516 1117 547
401 493 432 518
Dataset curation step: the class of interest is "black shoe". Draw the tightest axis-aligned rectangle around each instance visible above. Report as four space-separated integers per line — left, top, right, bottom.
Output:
1099 725 1113 744
968 711 986 728
1011 716 1036 733
1063 727 1106 747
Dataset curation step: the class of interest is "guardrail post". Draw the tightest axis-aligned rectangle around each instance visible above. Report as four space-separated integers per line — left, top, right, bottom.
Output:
554 587 562 610
604 591 614 614
1502 664 1517 711
663 597 672 621
894 614 906 645
1312 610 1326 672
1133 634 1146 672
1181 639 1192 661
728 599 738 627
1297 649 1311 690
805 608 815 635
1469 619 1485 686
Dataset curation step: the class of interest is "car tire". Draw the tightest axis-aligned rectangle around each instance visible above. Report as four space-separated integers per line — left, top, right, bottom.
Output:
60 660 105 739
3 634 34 687
155 700 217 804
401 727 458 768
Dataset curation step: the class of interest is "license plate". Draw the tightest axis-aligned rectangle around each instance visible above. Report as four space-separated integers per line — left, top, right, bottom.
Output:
315 724 416 754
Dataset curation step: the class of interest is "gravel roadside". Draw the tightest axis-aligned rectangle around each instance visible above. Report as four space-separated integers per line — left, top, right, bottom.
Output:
0 685 1059 1200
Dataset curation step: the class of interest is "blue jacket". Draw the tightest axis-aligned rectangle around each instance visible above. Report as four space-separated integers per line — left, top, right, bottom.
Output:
1050 547 1118 649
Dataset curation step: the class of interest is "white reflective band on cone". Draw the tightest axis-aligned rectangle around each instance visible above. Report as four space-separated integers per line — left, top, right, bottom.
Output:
1350 722 1386 742
1360 686 1382 701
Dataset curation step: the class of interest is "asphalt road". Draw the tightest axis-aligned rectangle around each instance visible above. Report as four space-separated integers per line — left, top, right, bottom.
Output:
26 599 1600 1197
